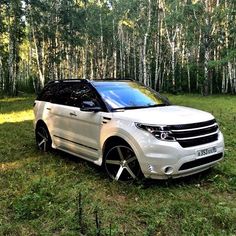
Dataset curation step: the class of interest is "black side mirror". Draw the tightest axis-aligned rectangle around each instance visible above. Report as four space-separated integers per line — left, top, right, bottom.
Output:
80 101 102 112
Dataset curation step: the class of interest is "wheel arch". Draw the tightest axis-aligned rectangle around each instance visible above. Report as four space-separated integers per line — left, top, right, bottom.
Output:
103 136 129 156
35 119 52 141
102 134 142 164
102 135 144 180
35 119 48 131
35 119 52 151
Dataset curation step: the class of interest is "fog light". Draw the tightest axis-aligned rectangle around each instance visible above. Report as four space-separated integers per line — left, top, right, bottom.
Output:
164 166 173 175
148 164 157 173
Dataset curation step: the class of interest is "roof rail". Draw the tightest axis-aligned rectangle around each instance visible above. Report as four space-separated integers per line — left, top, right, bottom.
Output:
91 77 134 81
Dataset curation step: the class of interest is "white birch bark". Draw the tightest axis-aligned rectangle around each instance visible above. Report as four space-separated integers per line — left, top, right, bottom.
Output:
90 48 94 79
133 32 137 81
138 42 143 82
196 31 202 91
143 0 151 85
203 0 210 95
154 0 163 90
31 22 45 87
112 19 117 78
163 8 178 90
225 0 235 93
99 0 104 79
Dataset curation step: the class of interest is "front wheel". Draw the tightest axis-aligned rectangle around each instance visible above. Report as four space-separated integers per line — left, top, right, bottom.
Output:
35 124 52 152
104 144 142 182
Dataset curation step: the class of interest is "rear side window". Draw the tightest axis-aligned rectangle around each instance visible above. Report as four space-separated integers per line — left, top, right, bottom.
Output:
37 81 102 108
37 83 60 102
53 83 75 105
37 82 76 105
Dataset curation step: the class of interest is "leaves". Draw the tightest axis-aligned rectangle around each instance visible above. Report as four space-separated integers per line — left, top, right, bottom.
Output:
0 0 236 94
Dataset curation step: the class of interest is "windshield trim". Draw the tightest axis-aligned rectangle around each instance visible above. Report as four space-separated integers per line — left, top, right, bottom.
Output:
111 104 169 112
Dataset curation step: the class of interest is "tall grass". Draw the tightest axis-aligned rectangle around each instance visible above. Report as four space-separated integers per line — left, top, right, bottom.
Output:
0 95 236 235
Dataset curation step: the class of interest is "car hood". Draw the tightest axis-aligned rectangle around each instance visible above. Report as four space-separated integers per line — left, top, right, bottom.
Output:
113 105 214 125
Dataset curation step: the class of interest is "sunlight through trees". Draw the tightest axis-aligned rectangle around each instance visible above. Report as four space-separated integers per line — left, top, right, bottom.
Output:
0 0 235 95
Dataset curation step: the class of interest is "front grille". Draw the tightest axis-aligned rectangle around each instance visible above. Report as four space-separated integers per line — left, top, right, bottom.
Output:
169 119 219 148
179 153 223 170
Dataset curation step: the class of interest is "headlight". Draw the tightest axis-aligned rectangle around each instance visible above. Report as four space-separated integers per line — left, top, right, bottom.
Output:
135 123 176 141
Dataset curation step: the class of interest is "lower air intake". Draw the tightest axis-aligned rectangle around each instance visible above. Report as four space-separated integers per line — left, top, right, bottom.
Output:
179 153 223 171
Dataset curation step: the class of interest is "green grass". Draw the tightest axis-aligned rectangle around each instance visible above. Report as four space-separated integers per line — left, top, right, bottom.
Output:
0 94 236 235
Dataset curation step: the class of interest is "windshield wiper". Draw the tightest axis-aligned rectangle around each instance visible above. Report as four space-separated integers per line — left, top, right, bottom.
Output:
146 104 168 107
112 106 142 111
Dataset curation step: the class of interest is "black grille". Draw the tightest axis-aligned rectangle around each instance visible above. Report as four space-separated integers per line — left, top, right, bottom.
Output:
169 119 219 148
179 153 223 171
169 119 216 130
173 125 218 139
178 133 218 148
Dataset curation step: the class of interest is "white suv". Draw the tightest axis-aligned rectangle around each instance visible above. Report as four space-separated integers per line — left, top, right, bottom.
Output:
33 79 224 181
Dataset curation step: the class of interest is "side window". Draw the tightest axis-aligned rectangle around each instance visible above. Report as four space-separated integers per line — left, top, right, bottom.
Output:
69 84 101 108
37 83 59 102
53 84 74 105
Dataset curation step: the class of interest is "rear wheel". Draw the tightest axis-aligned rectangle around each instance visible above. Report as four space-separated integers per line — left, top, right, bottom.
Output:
104 144 142 182
35 124 52 152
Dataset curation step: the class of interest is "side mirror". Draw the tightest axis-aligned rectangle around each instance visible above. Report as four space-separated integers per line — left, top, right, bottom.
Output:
160 95 171 105
80 101 102 112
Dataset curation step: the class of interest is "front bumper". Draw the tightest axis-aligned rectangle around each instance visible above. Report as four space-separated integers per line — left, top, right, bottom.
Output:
136 131 224 179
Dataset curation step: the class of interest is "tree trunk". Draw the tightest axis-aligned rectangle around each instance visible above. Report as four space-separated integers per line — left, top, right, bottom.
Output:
187 57 191 93
133 33 137 81
143 0 151 86
203 0 210 96
99 1 104 79
138 42 143 82
196 31 201 92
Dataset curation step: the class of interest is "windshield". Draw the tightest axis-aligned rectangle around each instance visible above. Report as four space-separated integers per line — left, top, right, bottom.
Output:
93 81 169 110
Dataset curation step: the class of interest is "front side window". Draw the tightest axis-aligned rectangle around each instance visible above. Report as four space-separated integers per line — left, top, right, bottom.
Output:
93 81 169 110
69 84 101 108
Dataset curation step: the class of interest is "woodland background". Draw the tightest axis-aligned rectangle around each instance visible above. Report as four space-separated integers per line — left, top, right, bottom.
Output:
0 0 236 96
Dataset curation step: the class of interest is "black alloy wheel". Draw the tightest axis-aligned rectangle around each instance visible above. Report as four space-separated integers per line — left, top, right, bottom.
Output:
104 144 142 181
35 125 52 152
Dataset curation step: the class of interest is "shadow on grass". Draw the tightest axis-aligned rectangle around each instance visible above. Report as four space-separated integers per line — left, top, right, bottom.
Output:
52 148 218 189
0 96 35 114
140 169 216 188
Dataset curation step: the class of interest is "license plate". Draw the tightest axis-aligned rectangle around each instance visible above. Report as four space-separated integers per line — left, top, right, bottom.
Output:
197 147 217 158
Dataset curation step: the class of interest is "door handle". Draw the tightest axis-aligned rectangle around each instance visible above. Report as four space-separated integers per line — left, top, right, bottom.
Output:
69 112 77 116
46 107 51 111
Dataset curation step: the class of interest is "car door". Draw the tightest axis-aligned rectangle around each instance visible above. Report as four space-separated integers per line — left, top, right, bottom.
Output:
47 82 76 148
52 82 103 161
69 84 104 160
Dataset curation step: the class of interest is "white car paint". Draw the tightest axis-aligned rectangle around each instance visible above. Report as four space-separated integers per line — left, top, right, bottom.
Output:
34 98 224 180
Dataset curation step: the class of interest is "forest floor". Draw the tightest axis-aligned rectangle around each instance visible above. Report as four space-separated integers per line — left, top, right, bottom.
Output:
0 94 236 235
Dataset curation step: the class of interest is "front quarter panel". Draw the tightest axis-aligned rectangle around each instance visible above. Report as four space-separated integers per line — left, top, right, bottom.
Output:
100 117 144 164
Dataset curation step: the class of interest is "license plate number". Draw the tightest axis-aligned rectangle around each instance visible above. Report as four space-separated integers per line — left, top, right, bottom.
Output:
197 147 217 158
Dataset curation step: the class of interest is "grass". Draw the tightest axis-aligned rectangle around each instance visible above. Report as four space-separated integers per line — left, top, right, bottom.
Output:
0 94 236 235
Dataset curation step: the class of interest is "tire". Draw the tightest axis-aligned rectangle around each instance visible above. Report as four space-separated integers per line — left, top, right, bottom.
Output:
104 143 142 182
35 124 52 152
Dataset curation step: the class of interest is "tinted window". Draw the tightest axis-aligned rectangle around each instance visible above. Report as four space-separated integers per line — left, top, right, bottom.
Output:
93 81 168 110
37 83 60 102
69 84 101 108
53 83 75 105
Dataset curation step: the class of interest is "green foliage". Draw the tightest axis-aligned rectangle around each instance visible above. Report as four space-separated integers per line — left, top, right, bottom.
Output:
12 178 55 220
0 0 236 95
